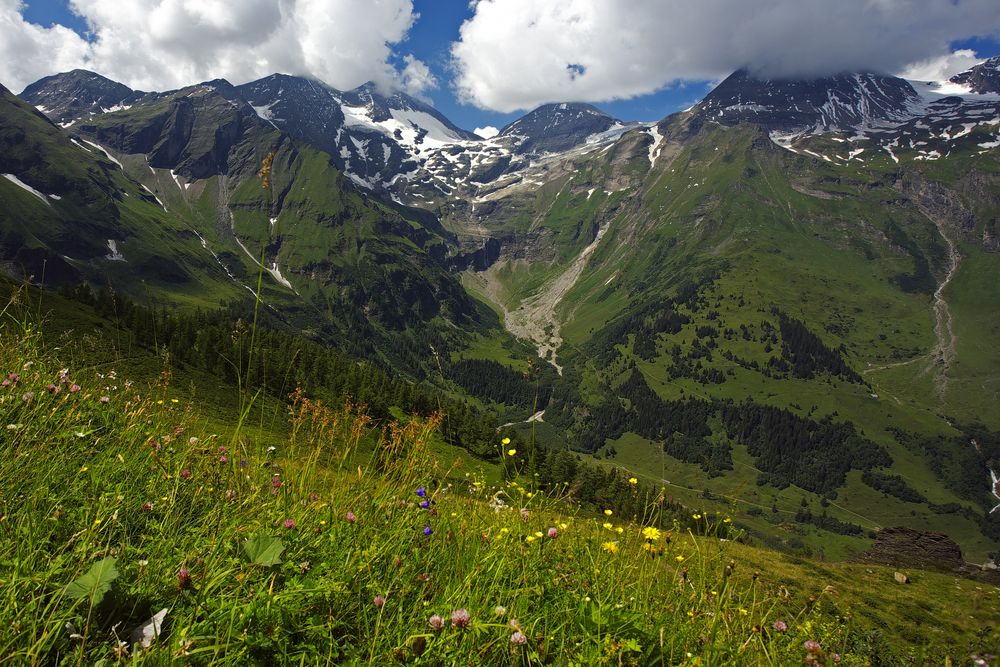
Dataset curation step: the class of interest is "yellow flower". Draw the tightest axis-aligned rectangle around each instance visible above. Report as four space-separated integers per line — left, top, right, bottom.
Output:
502 437 511 445
534 531 543 538
500 527 509 533
675 555 685 562
170 398 179 404
739 608 748 615
723 517 732 523
559 523 568 530
604 509 613 516
526 535 536 543
615 526 624 534
602 522 614 530
692 514 702 520
507 449 517 456
642 542 656 552
601 541 619 554
93 518 102 525
628 477 638 485
642 526 662 541
156 399 164 405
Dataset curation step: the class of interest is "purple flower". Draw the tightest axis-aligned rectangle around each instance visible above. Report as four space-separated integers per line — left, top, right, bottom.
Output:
69 384 81 394
346 511 356 523
283 519 295 529
178 568 191 590
373 595 386 609
142 501 153 511
547 527 558 539
179 468 191 479
772 620 787 632
415 486 427 498
239 459 248 468
309 493 320 503
7 372 20 383
510 631 527 646
803 640 822 654
218 455 228 464
22 392 34 402
1 379 10 388
428 614 445 631
450 608 471 629
423 524 433 536
225 489 237 500
419 499 430 509
46 383 59 394
99 395 109 404
271 476 282 491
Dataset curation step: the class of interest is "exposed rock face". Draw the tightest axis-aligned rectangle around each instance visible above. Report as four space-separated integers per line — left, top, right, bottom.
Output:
949 56 1000 95
21 70 145 126
695 69 918 133
858 527 999 583
499 103 620 155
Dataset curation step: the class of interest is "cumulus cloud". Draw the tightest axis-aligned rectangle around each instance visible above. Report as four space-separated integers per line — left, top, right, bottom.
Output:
451 0 1000 112
400 54 437 97
0 0 428 95
899 49 983 82
473 125 499 139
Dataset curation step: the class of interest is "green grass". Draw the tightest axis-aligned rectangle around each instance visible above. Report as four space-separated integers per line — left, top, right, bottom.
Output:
2 294 998 665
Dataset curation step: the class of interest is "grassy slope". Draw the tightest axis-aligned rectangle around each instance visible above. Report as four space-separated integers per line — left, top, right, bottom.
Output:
475 119 1000 559
0 300 997 665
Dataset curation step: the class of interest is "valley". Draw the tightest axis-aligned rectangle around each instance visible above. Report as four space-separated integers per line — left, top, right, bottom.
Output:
2 59 1000 565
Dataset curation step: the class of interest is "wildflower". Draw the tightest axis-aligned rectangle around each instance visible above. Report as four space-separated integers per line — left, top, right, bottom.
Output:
373 595 386 609
642 526 662 541
282 519 295 529
502 437 511 445
419 499 430 509
142 501 154 512
346 511 356 523
692 514 701 520
239 460 248 467
519 508 529 520
298 561 311 573
156 400 164 405
99 396 109 404
547 527 558 538
225 489 237 500
831 654 841 663
628 477 638 485
415 486 427 498
604 509 613 516
266 446 276 454
7 372 20 383
170 399 178 404
601 541 619 554
675 555 684 562
510 631 527 646
507 448 517 456
22 392 33 402
423 525 433 536
615 526 624 534
138 560 148 567
187 437 199 446
494 605 506 617
533 531 543 538
771 620 787 632
803 640 821 654
602 522 613 530
525 535 536 543
271 476 282 490
450 608 471 629
428 614 445 631
309 493 319 502
46 383 59 394
0 380 9 388
178 568 191 590
179 469 191 479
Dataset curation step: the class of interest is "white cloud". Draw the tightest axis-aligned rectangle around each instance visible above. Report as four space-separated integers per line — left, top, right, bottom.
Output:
0 0 423 94
400 54 437 98
899 49 983 82
473 125 498 139
451 0 1000 112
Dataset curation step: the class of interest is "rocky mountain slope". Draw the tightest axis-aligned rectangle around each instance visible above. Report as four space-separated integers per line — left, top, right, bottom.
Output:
6 59 1000 559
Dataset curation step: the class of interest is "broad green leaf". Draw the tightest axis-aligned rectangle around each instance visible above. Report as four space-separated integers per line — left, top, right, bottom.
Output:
243 536 284 566
64 557 119 606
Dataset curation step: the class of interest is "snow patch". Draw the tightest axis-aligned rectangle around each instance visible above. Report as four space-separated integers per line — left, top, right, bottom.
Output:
646 124 664 167
2 174 50 206
105 240 125 262
80 140 123 169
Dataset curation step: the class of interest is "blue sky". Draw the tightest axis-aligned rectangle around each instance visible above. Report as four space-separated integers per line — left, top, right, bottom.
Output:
15 0 1000 133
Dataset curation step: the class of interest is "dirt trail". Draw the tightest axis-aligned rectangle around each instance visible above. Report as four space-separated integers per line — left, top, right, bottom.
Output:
500 219 613 374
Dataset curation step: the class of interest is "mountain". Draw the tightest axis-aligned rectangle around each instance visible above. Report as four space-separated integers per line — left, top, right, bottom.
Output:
949 56 1000 95
5 66 1000 560
696 69 919 133
20 69 145 127
498 102 624 154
